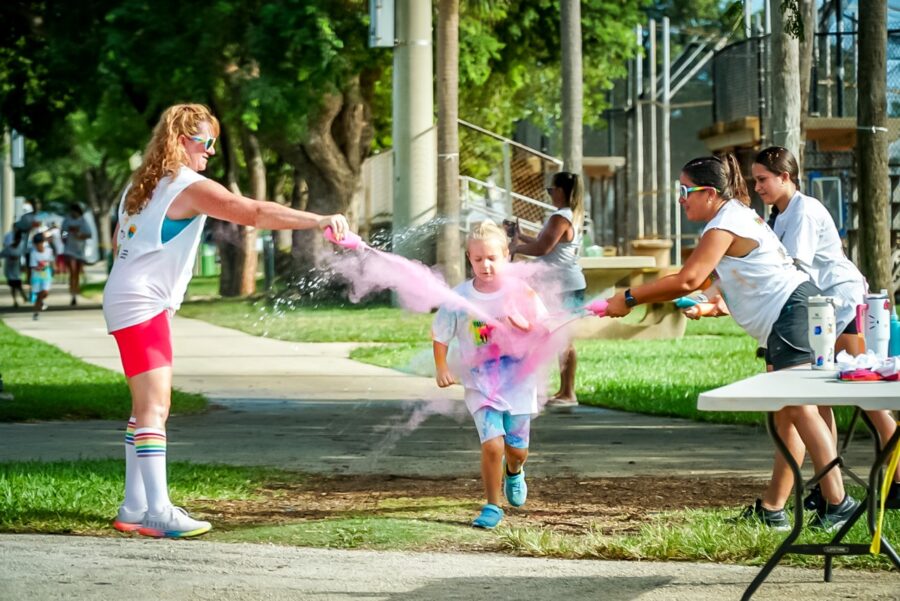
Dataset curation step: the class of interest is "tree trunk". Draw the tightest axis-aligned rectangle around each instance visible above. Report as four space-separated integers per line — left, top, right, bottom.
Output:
560 0 583 174
215 119 245 297
277 82 374 273
797 0 815 174
436 0 463 285
857 0 892 295
237 129 266 296
771 4 802 157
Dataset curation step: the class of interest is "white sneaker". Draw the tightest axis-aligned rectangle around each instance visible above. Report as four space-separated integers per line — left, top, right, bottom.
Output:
138 506 212 538
112 505 146 533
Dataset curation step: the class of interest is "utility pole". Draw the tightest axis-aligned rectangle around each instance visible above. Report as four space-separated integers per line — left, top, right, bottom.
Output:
392 0 436 258
1 128 13 235
561 0 584 175
857 0 892 295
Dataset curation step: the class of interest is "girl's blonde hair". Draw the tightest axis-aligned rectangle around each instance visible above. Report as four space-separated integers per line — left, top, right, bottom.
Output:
551 171 585 234
124 104 220 215
467 220 509 249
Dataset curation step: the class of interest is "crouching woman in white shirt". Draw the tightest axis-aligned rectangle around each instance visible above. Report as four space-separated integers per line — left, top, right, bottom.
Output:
605 153 858 531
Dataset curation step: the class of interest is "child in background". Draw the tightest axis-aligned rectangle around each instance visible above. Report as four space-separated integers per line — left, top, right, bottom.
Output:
432 220 548 529
1 230 28 307
29 232 54 319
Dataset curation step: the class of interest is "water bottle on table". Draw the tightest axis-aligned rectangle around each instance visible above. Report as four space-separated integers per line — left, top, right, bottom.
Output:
865 290 891 360
808 295 836 369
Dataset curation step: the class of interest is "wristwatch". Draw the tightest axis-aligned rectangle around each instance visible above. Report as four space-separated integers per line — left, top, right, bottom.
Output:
624 288 638 308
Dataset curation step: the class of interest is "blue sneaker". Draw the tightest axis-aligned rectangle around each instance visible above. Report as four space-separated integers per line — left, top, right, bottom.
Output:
472 503 504 529
504 468 527 507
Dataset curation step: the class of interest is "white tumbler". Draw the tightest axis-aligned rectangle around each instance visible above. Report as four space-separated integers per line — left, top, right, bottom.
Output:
865 289 892 360
808 295 836 369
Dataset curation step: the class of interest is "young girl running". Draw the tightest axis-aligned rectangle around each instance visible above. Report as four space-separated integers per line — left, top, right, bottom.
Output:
433 220 547 529
753 145 900 509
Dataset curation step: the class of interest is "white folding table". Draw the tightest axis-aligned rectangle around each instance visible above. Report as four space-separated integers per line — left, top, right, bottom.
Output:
699 367 900 600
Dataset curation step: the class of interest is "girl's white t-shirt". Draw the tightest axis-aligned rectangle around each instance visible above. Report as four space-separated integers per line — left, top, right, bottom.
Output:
702 199 810 346
772 191 866 332
432 279 548 416
103 166 207 333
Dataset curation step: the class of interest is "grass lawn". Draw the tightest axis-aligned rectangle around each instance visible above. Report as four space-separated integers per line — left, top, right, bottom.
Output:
0 321 206 421
2 459 897 569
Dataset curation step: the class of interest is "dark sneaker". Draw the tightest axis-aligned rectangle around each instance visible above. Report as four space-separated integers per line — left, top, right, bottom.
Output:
804 484 824 512
809 494 860 532
886 481 900 509
729 498 791 531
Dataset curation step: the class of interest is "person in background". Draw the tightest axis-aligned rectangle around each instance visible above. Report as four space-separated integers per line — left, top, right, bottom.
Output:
29 232 54 319
752 145 900 510
510 171 587 411
62 204 92 305
1 229 28 307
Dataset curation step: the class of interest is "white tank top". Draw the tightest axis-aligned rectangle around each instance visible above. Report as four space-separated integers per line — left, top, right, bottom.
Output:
536 207 586 292
103 166 207 332
772 191 867 332
703 199 810 346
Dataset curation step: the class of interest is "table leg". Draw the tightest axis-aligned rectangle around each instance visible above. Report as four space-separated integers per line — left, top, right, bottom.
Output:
741 412 805 601
862 413 900 569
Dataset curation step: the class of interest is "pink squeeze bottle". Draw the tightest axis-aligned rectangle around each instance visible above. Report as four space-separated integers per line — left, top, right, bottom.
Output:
323 226 364 250
585 298 608 317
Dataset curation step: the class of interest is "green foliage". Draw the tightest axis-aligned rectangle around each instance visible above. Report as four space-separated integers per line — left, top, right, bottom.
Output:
459 0 649 134
0 321 205 422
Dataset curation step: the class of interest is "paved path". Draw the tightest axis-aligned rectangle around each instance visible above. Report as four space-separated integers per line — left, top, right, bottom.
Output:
1 534 896 601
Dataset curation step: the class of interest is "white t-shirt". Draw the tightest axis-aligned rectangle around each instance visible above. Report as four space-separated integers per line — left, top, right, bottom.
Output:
703 199 810 346
62 216 90 261
432 279 548 416
103 166 207 332
28 246 54 278
772 191 866 332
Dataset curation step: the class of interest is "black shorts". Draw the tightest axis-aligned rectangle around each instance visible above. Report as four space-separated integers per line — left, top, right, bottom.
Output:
764 280 822 371
841 316 858 336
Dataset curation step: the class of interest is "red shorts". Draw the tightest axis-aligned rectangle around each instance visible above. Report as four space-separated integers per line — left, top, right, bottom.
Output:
111 311 173 378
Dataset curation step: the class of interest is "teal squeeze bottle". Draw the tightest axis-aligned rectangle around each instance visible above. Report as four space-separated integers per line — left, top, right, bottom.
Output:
890 307 900 357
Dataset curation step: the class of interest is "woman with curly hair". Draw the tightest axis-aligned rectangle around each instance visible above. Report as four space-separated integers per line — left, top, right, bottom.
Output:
104 104 349 538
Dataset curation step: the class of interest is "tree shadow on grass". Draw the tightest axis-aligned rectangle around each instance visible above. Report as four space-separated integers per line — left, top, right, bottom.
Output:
0 382 204 422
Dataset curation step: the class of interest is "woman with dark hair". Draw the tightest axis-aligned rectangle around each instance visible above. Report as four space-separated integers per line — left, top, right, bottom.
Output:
605 153 858 531
753 145 900 510
510 171 587 410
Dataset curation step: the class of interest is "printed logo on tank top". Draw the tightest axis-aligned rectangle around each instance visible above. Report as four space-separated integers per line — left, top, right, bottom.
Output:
127 224 137 238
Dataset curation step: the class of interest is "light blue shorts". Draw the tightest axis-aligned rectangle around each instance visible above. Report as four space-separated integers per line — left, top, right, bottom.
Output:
472 407 531 448
30 274 52 298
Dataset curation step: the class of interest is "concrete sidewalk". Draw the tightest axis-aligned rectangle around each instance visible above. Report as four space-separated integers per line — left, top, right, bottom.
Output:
0 302 878 478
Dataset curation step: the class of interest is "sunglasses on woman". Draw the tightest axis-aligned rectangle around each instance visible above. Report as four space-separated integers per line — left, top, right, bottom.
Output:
190 135 217 151
679 184 718 199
